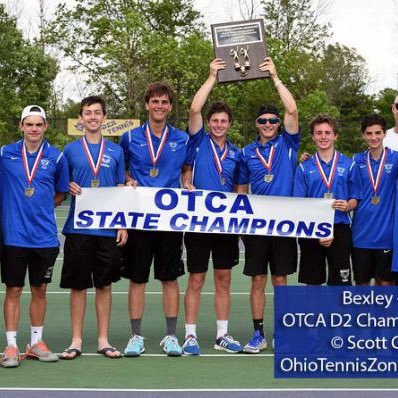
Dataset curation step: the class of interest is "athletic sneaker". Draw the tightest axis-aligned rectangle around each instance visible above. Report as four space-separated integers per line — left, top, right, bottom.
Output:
159 335 182 357
124 335 145 357
182 335 201 356
243 330 267 353
214 334 242 353
25 340 59 362
0 346 20 368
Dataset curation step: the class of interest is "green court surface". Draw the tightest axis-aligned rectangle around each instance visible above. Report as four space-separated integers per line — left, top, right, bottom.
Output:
0 205 398 390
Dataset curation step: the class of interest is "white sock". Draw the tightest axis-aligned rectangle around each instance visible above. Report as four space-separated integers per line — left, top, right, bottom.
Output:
6 331 17 347
31 326 43 346
216 320 228 338
185 323 197 339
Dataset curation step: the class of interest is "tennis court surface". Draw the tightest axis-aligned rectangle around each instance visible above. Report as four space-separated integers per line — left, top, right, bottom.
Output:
0 205 397 395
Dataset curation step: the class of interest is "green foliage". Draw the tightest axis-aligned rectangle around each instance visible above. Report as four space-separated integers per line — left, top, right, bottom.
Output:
0 4 57 146
374 88 398 127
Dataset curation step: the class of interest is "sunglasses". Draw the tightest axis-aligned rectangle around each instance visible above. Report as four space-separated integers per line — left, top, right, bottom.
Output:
395 104 398 110
257 117 280 125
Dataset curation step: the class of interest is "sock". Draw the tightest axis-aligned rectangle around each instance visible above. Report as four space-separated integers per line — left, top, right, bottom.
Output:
216 320 228 338
166 317 177 336
31 326 43 346
253 319 265 337
130 319 142 336
6 331 17 347
185 323 197 339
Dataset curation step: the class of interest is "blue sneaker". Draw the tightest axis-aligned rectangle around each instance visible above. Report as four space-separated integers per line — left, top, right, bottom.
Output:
214 334 242 353
243 331 267 354
160 335 182 357
124 335 145 357
182 335 201 356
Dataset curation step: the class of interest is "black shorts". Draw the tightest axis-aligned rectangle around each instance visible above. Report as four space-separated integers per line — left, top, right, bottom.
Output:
242 235 297 277
184 232 239 273
1 245 59 287
352 248 396 284
60 234 122 290
298 224 352 285
122 230 184 283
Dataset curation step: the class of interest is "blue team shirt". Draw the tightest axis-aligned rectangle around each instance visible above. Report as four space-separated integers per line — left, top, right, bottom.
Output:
63 138 125 237
186 127 241 192
293 151 362 224
120 122 189 188
351 149 398 249
0 140 69 248
238 129 300 196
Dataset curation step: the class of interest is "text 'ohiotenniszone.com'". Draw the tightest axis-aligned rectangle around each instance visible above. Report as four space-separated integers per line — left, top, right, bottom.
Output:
274 286 398 378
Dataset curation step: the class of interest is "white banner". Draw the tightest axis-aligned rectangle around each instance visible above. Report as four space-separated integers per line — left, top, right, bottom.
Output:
74 187 334 239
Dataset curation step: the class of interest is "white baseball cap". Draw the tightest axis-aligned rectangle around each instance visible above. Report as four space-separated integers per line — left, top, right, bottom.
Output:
20 105 46 122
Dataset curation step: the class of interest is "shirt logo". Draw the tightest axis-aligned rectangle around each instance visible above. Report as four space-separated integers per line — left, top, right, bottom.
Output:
140 143 147 147
337 167 345 176
229 150 235 158
169 142 177 151
385 164 393 173
11 156 18 160
40 159 50 169
108 148 115 152
359 165 366 168
101 154 111 167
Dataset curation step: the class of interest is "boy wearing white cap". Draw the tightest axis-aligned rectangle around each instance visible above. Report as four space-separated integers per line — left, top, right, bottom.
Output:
0 105 69 368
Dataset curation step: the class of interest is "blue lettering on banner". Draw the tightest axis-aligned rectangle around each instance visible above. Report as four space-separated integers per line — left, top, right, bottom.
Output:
143 213 160 229
205 192 227 213
181 190 203 211
170 213 188 230
230 194 253 214
76 210 94 227
109 212 127 228
155 189 178 210
274 286 398 378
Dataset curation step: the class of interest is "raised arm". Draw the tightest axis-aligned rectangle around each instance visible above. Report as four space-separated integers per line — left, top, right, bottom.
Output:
259 57 299 135
189 58 226 135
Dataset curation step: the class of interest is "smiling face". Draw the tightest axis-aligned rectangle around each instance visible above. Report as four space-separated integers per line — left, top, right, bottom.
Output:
362 124 385 151
311 122 338 151
80 102 106 134
20 115 48 146
256 113 281 143
145 94 172 124
207 111 231 140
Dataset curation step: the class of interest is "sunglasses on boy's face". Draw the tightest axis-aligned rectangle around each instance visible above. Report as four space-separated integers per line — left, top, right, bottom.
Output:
256 117 280 125
395 103 398 110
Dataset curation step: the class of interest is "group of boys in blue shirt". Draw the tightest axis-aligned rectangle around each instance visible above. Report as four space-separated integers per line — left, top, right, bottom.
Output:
1 56 397 369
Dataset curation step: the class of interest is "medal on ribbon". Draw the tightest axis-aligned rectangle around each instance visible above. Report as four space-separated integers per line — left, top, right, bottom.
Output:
81 136 105 187
210 139 228 186
255 146 275 183
315 151 338 199
366 148 387 206
22 141 44 198
145 123 169 178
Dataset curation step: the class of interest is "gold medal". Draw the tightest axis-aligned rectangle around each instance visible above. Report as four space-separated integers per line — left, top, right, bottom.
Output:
150 168 159 178
25 187 35 197
324 192 333 199
91 179 100 188
220 177 226 185
371 196 380 205
264 174 274 183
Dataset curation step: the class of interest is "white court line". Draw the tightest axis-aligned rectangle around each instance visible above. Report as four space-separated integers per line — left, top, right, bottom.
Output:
0 388 397 392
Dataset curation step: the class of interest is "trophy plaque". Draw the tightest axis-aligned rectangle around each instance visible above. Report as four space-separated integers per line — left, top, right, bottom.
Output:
211 19 269 83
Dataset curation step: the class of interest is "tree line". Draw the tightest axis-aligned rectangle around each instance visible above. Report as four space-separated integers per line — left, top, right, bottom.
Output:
0 0 396 155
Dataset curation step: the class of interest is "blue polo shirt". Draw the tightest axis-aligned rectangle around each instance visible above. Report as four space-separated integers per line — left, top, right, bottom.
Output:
238 129 300 196
186 127 241 192
120 122 189 188
293 151 362 224
63 138 125 237
0 140 69 248
351 149 398 249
